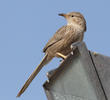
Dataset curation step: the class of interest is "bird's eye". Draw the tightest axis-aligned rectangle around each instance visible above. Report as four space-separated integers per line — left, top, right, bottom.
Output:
71 15 74 17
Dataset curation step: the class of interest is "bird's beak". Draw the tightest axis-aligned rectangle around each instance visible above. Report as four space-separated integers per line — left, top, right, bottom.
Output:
58 13 67 18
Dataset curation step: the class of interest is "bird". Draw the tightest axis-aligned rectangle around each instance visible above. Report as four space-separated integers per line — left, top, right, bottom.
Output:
17 12 86 97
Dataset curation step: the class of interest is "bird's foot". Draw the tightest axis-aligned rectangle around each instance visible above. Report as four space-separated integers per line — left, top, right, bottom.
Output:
70 41 81 54
46 68 57 79
72 41 81 46
71 41 81 50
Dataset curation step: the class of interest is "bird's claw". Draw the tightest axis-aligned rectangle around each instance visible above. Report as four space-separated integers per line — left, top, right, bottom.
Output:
71 41 81 49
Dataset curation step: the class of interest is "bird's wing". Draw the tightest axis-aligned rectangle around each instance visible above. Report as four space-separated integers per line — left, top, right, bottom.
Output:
43 26 67 52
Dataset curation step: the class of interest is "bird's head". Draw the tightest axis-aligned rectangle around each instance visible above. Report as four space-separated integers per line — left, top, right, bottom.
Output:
59 12 86 31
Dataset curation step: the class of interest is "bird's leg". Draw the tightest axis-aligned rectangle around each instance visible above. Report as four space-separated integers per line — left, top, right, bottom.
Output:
71 41 80 50
72 41 81 46
70 41 81 55
56 52 67 59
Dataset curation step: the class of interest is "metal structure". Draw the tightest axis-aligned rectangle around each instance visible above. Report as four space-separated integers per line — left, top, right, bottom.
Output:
43 42 110 100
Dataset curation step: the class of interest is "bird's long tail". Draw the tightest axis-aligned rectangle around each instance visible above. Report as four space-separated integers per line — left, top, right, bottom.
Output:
17 54 51 97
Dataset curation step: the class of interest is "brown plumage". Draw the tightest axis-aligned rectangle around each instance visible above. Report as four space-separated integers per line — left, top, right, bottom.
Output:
17 12 86 97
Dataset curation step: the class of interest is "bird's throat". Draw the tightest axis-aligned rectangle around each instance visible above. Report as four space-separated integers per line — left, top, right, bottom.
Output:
67 23 83 32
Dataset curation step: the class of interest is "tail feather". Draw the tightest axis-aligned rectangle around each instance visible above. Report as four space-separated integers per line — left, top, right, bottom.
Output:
17 54 51 97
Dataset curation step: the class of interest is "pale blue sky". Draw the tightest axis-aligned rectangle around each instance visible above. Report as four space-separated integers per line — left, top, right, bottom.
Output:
0 0 110 100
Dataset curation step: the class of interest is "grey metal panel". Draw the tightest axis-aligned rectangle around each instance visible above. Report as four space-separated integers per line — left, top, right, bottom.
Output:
43 42 107 100
90 52 110 99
